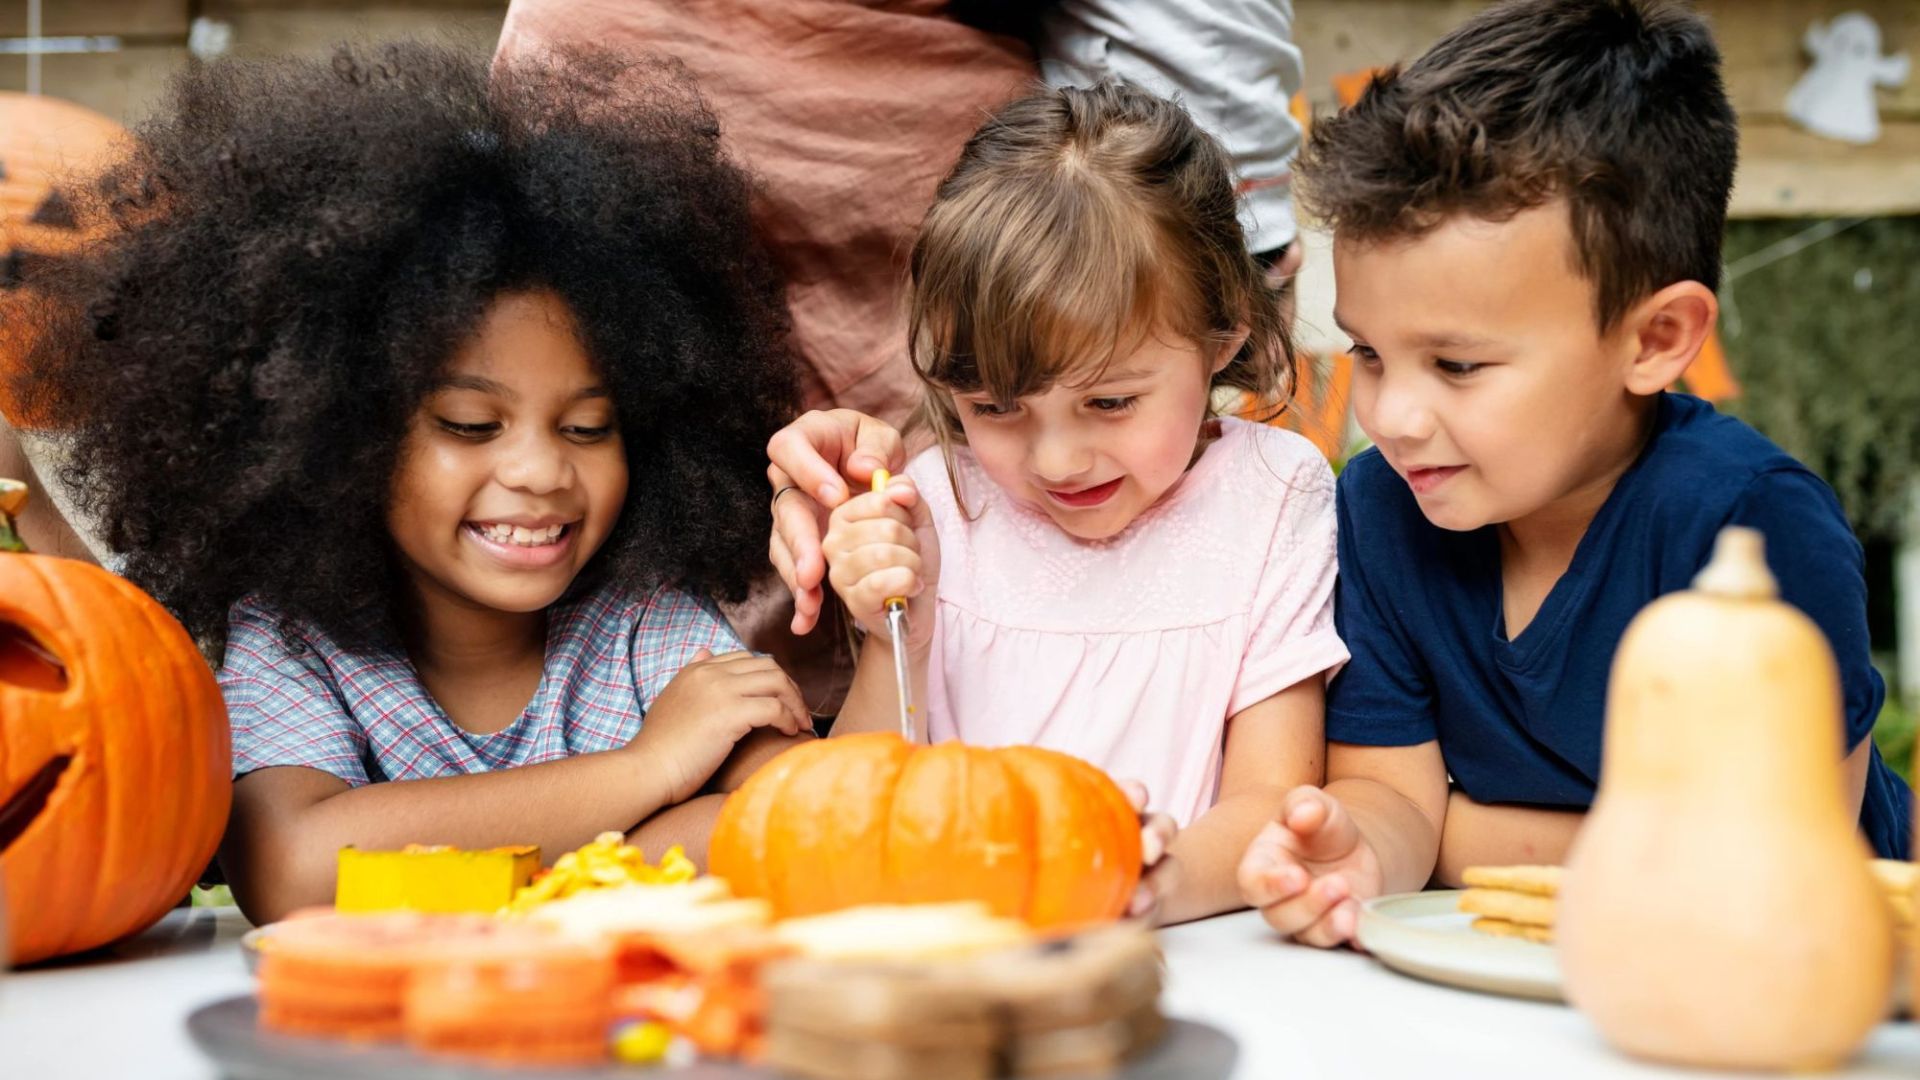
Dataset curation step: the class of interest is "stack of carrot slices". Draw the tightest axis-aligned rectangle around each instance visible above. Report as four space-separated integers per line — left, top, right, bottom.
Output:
409 935 616 1064
257 911 616 1065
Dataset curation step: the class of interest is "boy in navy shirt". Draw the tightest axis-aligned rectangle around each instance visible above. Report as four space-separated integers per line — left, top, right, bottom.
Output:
1237 0 1912 947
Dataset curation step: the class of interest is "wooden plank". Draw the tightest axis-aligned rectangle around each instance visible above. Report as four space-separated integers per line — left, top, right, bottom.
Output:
1295 0 1918 120
1293 0 1482 110
0 46 186 126
203 0 504 10
1697 0 1919 121
1732 118 1920 216
211 8 503 57
0 0 188 38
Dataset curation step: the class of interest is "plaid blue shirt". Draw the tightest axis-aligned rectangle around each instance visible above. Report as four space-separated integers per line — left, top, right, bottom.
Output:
221 585 742 786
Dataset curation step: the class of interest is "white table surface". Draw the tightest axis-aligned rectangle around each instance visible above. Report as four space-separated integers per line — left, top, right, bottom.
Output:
5 906 1920 1080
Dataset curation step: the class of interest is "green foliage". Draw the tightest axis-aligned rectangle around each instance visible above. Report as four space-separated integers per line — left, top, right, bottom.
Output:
1719 217 1920 541
1874 693 1915 784
189 884 234 908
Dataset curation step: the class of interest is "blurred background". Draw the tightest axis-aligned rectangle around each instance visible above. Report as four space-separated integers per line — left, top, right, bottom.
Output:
3 0 1916 765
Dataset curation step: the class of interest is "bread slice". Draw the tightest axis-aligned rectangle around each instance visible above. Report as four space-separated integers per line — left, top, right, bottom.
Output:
771 902 1030 962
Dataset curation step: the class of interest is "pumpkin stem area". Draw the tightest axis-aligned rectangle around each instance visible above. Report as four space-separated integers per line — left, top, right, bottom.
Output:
0 477 27 553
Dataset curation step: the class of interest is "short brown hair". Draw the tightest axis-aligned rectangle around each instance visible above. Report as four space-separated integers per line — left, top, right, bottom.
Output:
908 82 1291 441
1299 0 1737 328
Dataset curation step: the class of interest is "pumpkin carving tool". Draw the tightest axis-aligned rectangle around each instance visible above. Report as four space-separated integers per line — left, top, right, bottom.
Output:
870 470 917 741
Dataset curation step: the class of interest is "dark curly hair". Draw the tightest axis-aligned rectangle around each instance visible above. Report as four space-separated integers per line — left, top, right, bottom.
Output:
12 42 796 646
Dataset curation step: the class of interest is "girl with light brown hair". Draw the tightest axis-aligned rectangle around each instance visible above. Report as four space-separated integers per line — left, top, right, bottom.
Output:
777 82 1345 925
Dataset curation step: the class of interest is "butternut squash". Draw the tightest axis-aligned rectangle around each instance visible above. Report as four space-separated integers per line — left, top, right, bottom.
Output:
1558 527 1891 1070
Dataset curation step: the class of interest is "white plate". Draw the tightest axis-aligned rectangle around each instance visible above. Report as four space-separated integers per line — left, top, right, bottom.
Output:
239 925 275 974
1355 890 1563 1003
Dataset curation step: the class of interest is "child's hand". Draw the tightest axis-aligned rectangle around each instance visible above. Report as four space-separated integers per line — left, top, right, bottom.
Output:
1237 786 1384 948
1119 780 1181 922
632 649 811 803
822 477 939 650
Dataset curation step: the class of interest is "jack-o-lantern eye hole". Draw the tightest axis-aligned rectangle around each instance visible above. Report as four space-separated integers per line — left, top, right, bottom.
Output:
0 622 67 694
0 753 70 856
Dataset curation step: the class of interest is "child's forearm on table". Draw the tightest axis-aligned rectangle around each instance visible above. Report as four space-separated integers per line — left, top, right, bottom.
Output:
706 728 816 793
228 750 679 922
1432 791 1583 887
1159 785 1292 925
1326 775 1447 895
627 792 729 868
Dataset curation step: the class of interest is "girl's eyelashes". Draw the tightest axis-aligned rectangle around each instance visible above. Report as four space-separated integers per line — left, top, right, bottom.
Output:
434 418 616 441
967 400 1018 418
1087 395 1138 413
436 418 500 439
1347 342 1381 365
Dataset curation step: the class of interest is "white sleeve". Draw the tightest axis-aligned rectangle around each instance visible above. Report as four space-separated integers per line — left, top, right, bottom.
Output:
1036 0 1304 252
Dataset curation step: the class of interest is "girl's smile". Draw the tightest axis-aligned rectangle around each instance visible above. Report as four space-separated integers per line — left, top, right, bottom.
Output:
462 518 581 569
1044 477 1123 509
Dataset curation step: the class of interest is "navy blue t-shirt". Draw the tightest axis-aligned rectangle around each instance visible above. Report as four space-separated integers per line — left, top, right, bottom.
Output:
1326 393 1911 858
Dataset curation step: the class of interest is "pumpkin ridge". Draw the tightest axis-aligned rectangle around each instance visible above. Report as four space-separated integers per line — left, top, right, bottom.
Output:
874 738 906 907
762 740 828 912
73 572 133 947
1009 752 1040 923
129 574 227 905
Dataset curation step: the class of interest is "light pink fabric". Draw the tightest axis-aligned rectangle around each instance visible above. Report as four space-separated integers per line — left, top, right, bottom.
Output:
907 418 1347 827
494 0 1035 423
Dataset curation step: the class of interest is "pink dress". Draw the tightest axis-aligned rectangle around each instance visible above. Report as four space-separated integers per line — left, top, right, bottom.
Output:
907 418 1348 826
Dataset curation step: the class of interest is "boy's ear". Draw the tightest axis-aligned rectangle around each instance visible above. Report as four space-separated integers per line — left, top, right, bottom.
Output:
1213 323 1252 375
1620 282 1717 396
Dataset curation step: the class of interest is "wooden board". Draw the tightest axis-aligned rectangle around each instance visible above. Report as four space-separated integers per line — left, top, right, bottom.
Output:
0 0 188 38
201 0 505 11
1292 0 1920 219
1733 118 1920 216
1701 0 1919 121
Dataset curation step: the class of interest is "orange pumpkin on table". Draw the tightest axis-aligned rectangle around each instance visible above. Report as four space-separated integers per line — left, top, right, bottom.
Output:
710 733 1142 929
0 478 231 965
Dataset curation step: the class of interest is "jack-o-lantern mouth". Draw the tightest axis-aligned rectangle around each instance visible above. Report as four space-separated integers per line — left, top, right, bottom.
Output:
0 753 70 856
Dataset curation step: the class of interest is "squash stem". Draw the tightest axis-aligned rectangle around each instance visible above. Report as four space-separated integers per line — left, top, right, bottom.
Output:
1690 525 1776 600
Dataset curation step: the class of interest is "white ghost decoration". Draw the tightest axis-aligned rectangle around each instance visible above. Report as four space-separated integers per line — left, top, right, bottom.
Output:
1786 12 1910 145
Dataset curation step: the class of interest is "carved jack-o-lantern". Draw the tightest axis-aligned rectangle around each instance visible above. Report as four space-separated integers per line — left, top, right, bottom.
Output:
0 93 127 429
0 479 231 965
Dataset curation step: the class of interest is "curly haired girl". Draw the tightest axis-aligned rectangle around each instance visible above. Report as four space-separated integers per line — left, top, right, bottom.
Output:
14 43 808 922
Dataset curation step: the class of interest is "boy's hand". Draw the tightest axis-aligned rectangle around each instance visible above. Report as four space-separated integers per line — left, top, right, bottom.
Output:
1120 780 1181 922
1237 785 1384 948
632 649 811 803
822 478 939 649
